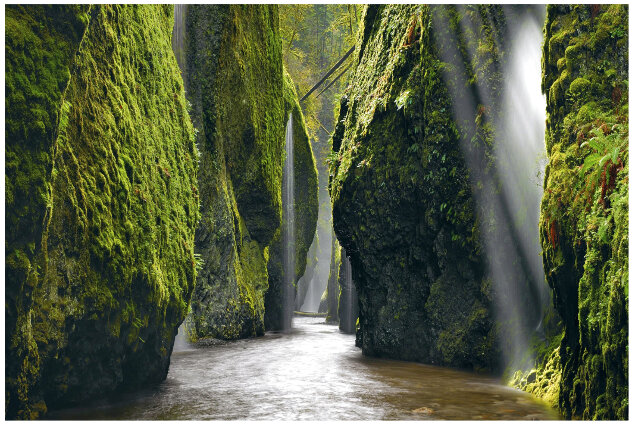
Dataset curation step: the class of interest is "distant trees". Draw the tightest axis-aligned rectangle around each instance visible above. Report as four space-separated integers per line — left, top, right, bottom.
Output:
280 4 360 145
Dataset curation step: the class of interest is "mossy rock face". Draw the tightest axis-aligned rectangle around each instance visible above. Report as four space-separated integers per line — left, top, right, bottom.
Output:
264 69 319 331
540 5 628 419
329 5 539 371
5 5 199 418
185 5 291 339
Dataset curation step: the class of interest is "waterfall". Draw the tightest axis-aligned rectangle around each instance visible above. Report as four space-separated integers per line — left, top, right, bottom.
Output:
171 3 191 345
299 225 333 312
282 113 296 330
493 6 549 370
172 4 187 87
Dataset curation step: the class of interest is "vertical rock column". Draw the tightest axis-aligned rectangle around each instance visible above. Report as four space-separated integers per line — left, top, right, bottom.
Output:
185 5 287 339
265 69 319 330
329 5 512 370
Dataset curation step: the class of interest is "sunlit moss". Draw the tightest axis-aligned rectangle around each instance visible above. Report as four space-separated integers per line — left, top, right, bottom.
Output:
540 4 628 420
5 5 198 418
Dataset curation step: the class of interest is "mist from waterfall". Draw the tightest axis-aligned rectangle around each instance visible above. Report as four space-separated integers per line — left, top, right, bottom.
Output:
433 5 548 371
299 225 333 312
496 9 549 324
282 113 296 330
492 6 549 370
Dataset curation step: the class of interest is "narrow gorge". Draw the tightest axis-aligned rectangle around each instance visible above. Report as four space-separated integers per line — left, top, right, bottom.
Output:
5 4 628 421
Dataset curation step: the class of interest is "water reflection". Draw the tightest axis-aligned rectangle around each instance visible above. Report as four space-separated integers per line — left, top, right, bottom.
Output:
48 317 557 420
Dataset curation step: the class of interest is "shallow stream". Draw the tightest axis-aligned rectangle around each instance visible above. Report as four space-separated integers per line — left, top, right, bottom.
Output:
48 316 557 420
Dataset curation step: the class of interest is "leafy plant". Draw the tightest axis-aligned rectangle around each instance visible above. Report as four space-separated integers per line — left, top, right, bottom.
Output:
578 123 626 207
193 253 205 272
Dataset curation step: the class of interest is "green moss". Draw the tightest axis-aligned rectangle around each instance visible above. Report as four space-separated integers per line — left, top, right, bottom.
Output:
568 77 591 98
5 7 90 417
186 5 292 339
6 5 198 418
540 4 628 420
509 340 562 409
330 4 511 370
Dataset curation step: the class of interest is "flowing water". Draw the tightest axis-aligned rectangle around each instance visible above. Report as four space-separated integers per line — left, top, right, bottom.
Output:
172 5 187 87
48 316 557 420
282 114 296 330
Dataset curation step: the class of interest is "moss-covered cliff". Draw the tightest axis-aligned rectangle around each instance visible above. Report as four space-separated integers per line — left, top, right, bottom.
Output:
265 70 319 330
183 5 283 340
5 5 199 418
539 5 628 419
329 4 517 370
184 6 317 338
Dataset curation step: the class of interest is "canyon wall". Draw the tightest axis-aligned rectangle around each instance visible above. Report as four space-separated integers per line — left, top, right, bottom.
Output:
6 5 198 418
539 5 628 419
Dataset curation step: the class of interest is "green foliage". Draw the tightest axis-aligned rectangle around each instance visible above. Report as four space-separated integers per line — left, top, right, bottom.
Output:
280 4 360 144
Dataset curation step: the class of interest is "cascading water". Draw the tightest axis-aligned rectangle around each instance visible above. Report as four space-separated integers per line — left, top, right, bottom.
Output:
282 113 296 330
172 5 187 87
171 4 192 349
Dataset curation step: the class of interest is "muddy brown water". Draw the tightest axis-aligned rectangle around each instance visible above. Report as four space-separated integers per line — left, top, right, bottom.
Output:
47 316 557 420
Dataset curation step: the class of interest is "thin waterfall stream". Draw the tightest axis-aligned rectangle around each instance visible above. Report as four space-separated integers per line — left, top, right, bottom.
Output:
172 4 187 87
282 113 296 330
